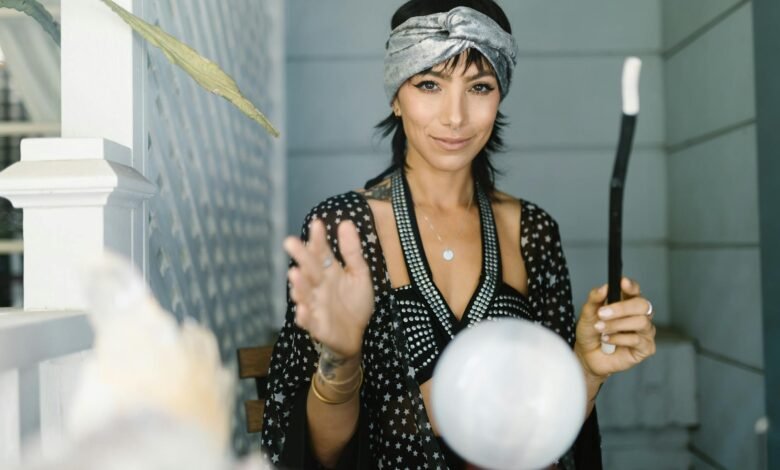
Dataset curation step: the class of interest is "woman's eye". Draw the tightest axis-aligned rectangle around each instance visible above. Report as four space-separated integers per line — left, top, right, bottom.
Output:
472 83 496 94
414 80 439 92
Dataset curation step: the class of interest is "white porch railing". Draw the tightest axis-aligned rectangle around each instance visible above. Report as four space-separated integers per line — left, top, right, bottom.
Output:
0 139 153 465
0 0 153 464
0 310 92 465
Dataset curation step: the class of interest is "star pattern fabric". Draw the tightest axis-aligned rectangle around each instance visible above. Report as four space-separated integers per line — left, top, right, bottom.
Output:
390 170 542 387
261 174 599 469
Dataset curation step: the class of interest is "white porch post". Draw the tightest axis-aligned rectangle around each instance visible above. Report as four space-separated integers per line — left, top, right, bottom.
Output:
0 0 153 459
0 139 154 310
0 0 153 311
61 0 145 158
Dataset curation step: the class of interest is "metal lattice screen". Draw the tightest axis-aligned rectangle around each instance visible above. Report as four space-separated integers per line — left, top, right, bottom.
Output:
142 0 284 453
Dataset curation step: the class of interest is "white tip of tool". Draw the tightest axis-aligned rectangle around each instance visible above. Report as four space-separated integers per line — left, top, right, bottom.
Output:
622 57 642 115
755 416 769 434
601 342 616 355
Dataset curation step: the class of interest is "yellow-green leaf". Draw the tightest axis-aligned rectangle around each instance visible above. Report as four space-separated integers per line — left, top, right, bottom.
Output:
100 0 279 138
0 0 60 45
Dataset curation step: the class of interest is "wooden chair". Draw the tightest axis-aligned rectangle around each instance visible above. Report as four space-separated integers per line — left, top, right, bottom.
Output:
237 345 275 433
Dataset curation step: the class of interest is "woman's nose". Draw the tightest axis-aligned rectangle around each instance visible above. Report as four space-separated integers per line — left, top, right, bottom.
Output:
441 91 466 131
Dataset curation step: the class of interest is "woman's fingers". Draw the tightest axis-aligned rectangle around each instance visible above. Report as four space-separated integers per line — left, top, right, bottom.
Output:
595 313 653 336
293 298 310 328
600 332 640 348
338 220 368 276
288 267 313 328
588 283 609 304
579 284 608 326
620 276 641 298
576 284 609 351
286 220 364 334
283 220 335 286
597 296 653 322
600 332 654 350
283 236 324 285
288 267 312 303
601 330 656 358
581 284 608 321
308 219 333 267
576 278 656 378
286 219 373 356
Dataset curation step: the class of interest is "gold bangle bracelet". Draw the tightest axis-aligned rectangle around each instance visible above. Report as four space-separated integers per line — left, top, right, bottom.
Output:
326 366 364 394
316 363 362 387
317 366 363 396
310 368 363 405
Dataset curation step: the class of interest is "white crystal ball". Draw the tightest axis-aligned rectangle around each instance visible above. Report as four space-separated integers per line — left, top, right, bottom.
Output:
431 318 587 470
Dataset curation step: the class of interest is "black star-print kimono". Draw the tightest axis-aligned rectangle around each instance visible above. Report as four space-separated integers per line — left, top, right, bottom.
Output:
262 171 602 469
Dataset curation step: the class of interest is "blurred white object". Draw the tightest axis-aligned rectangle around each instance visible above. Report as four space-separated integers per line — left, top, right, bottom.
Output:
14 252 274 469
431 319 587 470
16 412 273 470
19 412 233 470
68 252 234 451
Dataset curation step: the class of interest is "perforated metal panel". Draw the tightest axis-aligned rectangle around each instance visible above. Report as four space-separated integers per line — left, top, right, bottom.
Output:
142 0 284 454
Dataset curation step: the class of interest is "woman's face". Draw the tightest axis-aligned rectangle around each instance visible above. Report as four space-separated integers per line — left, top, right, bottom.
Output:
394 56 501 174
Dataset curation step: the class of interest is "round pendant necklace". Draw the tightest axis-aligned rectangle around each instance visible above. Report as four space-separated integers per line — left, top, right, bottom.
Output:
417 193 474 262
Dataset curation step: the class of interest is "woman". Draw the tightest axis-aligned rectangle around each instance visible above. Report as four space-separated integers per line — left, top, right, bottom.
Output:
262 1 657 468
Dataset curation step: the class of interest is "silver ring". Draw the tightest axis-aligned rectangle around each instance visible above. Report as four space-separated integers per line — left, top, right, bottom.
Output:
322 257 333 269
645 300 654 316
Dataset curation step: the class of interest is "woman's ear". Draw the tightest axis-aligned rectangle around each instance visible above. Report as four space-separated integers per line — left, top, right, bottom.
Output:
392 98 401 117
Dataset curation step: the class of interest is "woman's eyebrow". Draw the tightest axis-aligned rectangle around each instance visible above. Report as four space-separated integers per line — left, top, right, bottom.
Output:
419 70 450 80
465 70 496 81
419 70 496 81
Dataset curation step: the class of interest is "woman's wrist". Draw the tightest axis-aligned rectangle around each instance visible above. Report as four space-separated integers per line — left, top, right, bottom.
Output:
318 345 361 380
311 367 363 405
311 346 363 404
573 343 608 402
584 371 606 403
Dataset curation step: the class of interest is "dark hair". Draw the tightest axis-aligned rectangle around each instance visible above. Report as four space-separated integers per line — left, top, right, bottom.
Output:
368 0 512 197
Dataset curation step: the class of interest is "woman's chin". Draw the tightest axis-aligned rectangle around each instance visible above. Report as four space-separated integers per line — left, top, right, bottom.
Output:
426 153 477 173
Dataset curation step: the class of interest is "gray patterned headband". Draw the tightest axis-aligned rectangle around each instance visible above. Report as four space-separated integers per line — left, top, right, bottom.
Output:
384 6 519 103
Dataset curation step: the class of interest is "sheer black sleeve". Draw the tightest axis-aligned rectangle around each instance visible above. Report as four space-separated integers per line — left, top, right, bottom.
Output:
521 201 602 469
261 192 392 469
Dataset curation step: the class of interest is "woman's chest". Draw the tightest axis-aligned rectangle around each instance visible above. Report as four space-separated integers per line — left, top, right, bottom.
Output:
368 198 528 307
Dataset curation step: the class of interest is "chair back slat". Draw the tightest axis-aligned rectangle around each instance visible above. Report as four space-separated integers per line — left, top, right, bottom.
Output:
244 399 265 434
237 345 275 434
237 346 274 379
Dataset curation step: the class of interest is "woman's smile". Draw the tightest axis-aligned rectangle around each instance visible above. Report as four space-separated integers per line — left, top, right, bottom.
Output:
430 135 473 151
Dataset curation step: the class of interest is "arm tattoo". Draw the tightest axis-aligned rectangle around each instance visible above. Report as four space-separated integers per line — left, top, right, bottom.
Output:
361 179 392 201
318 345 347 381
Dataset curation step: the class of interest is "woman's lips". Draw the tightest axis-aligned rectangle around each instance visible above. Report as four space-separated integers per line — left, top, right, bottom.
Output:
431 136 472 151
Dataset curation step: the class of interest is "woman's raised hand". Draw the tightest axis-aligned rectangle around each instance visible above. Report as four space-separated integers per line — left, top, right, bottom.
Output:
283 219 375 360
574 277 657 381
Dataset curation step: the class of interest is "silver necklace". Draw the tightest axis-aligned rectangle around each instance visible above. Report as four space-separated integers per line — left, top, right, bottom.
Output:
416 194 474 262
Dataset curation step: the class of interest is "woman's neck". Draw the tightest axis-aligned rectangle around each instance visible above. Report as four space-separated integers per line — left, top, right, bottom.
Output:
404 163 474 212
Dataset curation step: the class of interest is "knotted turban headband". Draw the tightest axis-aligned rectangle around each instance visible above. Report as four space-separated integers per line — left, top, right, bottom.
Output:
384 6 519 103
